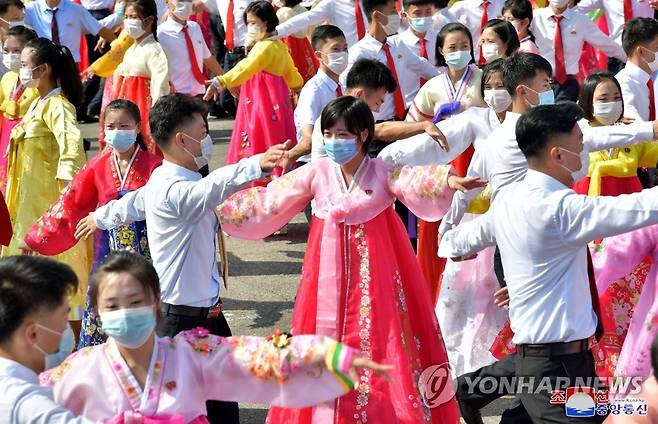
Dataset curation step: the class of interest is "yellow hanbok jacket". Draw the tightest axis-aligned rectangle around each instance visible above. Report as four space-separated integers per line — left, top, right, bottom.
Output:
0 72 39 120
586 142 658 196
2 90 92 318
90 31 134 78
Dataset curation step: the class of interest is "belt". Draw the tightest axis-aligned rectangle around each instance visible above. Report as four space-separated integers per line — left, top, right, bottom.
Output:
518 338 590 357
161 301 222 319
228 46 245 54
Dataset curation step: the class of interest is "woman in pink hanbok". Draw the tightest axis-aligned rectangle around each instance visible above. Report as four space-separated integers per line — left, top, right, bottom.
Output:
218 97 486 423
41 251 389 423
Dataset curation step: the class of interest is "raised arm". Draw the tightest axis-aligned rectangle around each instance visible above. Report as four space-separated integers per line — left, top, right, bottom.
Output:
582 16 627 62
92 187 146 230
438 209 497 258
275 0 332 39
582 120 655 152
89 32 134 78
215 42 272 89
388 164 455 221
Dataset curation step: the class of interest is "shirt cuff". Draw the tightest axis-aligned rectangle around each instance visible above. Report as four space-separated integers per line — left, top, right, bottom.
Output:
92 209 110 231
634 120 654 140
245 153 268 178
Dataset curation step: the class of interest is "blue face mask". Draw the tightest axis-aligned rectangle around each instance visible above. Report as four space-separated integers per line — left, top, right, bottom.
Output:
443 50 471 70
35 323 75 370
409 16 432 34
324 137 358 165
99 305 156 348
525 86 555 107
105 129 137 152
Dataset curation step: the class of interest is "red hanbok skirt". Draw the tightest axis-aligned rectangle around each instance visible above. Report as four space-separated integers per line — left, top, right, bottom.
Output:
281 36 319 84
0 116 20 194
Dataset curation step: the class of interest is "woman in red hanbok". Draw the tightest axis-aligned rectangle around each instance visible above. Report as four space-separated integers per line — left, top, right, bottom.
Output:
276 0 319 83
23 99 162 348
218 97 486 423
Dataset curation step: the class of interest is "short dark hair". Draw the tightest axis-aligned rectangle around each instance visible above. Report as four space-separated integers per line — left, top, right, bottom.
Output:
502 0 535 42
89 251 161 311
5 25 38 46
320 96 375 154
244 0 278 33
0 0 24 15
364 0 393 22
501 52 552 97
403 0 435 8
105 99 149 151
435 22 474 67
578 71 624 124
622 17 658 56
346 58 397 93
149 94 207 149
480 58 506 98
516 102 584 159
432 0 449 7
310 25 345 51
483 19 520 57
282 0 302 6
0 256 78 344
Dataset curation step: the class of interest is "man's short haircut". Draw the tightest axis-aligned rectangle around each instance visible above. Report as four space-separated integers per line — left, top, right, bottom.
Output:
364 0 392 22
501 52 552 97
346 58 397 93
403 0 435 8
622 17 658 56
310 25 345 51
149 94 207 150
0 0 24 15
0 256 78 344
516 102 584 159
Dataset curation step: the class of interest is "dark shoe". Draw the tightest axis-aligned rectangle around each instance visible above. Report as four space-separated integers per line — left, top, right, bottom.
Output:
458 395 484 424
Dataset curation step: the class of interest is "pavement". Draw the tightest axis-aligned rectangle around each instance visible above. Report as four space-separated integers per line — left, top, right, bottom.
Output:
80 117 513 424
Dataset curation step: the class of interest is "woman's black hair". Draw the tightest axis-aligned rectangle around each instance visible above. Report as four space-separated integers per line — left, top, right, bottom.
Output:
434 22 474 67
125 0 158 41
89 250 161 311
578 71 624 124
283 0 302 6
104 99 148 151
24 38 83 108
482 19 520 58
320 96 374 154
244 1 279 33
480 58 506 98
5 25 37 46
502 0 535 43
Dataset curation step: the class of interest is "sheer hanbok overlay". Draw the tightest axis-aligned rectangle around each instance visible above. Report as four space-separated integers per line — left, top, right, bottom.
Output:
41 330 356 423
218 157 461 423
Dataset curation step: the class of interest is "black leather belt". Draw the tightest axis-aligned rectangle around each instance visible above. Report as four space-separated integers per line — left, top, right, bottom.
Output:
518 338 589 357
161 301 222 319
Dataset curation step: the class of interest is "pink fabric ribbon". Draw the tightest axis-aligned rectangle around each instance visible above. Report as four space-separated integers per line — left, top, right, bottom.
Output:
109 412 195 424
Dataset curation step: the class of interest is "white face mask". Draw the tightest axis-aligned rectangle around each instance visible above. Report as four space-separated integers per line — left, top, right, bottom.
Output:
483 89 512 113
383 14 401 35
19 66 38 87
0 17 24 28
549 0 570 9
124 19 146 39
558 147 589 183
481 43 501 63
592 101 623 126
642 47 658 73
323 51 348 75
247 24 262 37
2 52 21 72
183 133 214 169
34 323 75 370
172 1 194 20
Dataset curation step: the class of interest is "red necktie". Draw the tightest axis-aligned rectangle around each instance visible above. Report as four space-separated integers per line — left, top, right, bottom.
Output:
624 0 634 22
336 84 343 96
478 1 489 65
50 8 60 45
225 0 235 51
182 25 206 85
419 37 428 87
648 79 656 121
355 0 366 40
382 43 406 119
552 15 567 85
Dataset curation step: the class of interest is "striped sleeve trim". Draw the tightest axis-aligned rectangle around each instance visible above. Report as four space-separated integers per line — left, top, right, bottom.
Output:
324 341 355 392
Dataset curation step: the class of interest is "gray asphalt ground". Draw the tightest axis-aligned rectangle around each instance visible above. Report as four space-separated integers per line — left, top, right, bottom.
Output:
81 117 513 424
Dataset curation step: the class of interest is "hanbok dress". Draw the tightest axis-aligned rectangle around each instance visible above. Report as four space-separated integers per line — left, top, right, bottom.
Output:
218 156 461 423
24 147 162 347
1 88 92 320
0 71 39 193
41 329 358 423
276 4 319 84
216 39 303 183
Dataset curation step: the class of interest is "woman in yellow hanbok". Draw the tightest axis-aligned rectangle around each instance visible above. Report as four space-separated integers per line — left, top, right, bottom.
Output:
2 37 91 326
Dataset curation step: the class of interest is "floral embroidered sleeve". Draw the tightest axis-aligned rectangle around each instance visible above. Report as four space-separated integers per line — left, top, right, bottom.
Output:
387 164 455 222
177 328 357 408
217 164 315 239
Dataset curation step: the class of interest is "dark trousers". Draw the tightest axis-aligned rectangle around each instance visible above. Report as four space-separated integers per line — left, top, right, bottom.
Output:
81 8 111 118
219 48 246 118
552 78 580 103
157 309 239 424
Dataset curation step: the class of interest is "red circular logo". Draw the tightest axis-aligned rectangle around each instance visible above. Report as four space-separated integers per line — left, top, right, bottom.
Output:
418 363 456 408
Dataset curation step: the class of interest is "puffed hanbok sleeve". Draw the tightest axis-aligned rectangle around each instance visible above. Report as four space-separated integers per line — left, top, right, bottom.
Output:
282 50 304 90
43 96 86 181
217 164 315 239
178 329 357 407
24 159 99 255
638 141 658 168
216 41 272 88
387 164 455 222
145 43 170 105
90 32 134 78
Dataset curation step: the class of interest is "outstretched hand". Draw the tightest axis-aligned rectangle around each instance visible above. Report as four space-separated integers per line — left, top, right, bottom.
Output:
74 213 97 240
348 356 393 387
260 140 292 171
447 175 487 193
424 122 449 152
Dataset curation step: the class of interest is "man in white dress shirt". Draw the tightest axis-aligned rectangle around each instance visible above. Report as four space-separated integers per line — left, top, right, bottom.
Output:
75 94 288 424
439 101 658 422
0 256 95 424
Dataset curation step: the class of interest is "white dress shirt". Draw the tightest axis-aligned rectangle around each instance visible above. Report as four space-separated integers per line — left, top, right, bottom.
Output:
449 0 505 47
344 34 438 121
439 169 658 345
94 156 264 307
157 18 212 96
81 0 114 11
394 28 438 97
432 7 457 32
294 69 341 162
275 0 368 47
0 357 93 424
576 0 654 46
531 7 626 77
310 115 325 161
616 61 654 121
202 0 254 49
